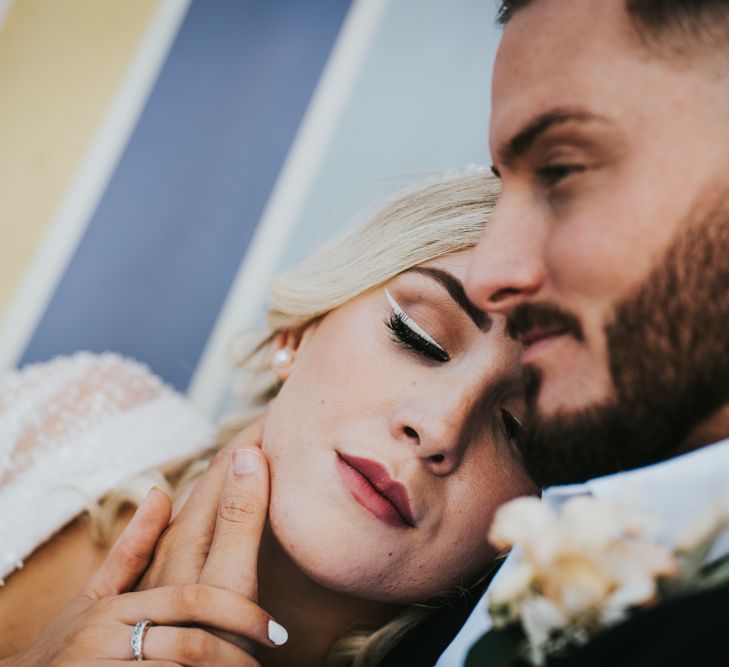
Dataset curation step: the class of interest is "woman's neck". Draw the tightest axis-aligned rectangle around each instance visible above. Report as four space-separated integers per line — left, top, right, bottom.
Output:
255 524 398 667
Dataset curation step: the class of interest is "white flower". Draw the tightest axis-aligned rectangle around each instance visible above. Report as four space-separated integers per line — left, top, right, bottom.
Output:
560 495 625 550
487 495 681 664
489 496 557 550
487 492 729 666
520 596 568 665
490 560 536 612
597 540 677 587
600 577 654 625
543 553 613 616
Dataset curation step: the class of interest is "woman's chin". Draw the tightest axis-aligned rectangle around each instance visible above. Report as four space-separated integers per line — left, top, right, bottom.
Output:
266 500 474 604
267 499 408 601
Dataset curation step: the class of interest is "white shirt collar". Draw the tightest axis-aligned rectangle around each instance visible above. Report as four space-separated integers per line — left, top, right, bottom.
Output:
543 436 729 556
436 437 729 666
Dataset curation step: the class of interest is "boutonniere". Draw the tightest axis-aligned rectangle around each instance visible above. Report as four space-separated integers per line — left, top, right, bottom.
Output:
477 492 729 666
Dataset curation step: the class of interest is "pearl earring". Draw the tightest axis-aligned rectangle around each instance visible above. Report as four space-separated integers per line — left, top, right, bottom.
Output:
272 349 292 368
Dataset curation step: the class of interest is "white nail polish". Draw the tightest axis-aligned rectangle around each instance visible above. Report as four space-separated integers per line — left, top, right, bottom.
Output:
233 448 260 475
268 619 289 646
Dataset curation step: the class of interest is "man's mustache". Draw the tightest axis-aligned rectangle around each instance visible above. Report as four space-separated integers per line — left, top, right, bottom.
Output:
507 302 585 344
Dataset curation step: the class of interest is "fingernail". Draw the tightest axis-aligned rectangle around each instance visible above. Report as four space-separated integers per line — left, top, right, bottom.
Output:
268 619 288 646
129 489 154 528
233 448 260 475
136 488 155 514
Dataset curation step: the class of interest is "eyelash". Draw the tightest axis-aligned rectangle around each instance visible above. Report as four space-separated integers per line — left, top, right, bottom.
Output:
499 408 523 444
383 292 522 446
384 290 450 363
537 164 585 187
386 312 450 363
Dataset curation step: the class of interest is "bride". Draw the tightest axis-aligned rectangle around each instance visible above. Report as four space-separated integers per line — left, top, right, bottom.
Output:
0 169 534 666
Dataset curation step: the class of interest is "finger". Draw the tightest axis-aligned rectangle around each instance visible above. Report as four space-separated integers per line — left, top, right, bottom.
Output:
111 584 287 648
71 622 259 666
199 448 269 598
85 488 172 599
170 415 265 564
75 662 183 666
136 416 267 589
182 415 267 521
143 626 261 667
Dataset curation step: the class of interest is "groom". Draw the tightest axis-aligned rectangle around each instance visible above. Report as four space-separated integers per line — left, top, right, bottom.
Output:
439 0 729 665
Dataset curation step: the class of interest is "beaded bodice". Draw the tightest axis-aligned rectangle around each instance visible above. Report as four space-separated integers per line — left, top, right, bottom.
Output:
0 352 214 582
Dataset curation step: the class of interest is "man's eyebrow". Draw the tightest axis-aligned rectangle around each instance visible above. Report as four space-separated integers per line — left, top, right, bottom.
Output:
496 107 611 168
411 267 491 332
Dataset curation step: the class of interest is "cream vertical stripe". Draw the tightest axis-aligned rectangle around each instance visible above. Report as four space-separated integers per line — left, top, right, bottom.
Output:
0 0 190 371
0 0 159 315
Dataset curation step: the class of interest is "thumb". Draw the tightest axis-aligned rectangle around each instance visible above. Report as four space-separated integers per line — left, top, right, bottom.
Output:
85 487 172 599
199 447 270 600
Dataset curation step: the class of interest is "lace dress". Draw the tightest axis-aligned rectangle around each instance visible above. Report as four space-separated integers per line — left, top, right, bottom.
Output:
0 352 214 583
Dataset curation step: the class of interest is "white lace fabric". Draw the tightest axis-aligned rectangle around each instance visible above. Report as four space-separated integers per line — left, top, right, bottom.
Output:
0 352 214 582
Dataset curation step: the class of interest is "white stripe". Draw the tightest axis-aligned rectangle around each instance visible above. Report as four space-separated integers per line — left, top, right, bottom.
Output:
0 0 12 32
187 0 390 418
0 0 190 371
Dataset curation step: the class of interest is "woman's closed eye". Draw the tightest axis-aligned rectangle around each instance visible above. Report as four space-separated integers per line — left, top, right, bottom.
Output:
499 408 523 445
384 289 449 363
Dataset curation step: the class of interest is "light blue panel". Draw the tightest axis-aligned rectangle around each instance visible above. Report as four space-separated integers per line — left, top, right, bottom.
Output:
278 0 501 269
21 0 352 390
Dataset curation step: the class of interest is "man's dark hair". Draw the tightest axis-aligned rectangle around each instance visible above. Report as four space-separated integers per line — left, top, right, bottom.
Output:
497 0 729 56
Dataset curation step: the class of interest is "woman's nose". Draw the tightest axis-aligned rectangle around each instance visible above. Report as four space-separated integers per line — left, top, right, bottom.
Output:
391 394 475 475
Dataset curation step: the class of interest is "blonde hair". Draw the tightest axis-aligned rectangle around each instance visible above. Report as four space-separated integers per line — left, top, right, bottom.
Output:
95 168 500 666
222 168 498 433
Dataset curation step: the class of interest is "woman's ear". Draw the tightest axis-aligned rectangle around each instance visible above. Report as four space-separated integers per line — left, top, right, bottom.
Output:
271 330 302 381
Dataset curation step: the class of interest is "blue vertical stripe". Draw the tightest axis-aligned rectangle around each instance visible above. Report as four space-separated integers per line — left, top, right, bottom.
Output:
22 0 352 390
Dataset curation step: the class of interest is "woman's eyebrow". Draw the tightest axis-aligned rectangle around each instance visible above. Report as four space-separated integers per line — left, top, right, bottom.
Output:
411 267 491 332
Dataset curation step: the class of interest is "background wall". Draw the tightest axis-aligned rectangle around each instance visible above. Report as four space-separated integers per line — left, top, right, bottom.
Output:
0 0 502 418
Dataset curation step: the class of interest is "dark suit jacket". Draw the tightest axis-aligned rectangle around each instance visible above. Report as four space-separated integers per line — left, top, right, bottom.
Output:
463 579 729 667
544 580 729 667
380 562 729 666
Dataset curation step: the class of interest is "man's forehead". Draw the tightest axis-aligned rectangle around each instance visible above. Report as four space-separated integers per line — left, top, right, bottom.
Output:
489 0 634 154
497 0 629 51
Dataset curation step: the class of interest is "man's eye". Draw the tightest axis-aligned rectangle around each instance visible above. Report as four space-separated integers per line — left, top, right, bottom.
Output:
537 164 584 186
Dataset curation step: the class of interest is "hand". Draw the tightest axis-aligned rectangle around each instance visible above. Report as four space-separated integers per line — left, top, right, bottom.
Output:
139 415 267 591
137 415 276 651
4 489 278 666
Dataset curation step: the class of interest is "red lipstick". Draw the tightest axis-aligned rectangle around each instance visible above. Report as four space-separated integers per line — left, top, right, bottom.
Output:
335 452 415 528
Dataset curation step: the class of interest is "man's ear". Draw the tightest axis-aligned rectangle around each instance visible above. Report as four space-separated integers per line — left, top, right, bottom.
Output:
270 330 303 381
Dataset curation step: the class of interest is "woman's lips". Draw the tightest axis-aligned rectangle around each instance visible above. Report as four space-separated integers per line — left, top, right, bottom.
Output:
335 452 415 528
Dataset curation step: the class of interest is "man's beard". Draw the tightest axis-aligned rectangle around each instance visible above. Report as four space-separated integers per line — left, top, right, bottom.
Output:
510 195 729 487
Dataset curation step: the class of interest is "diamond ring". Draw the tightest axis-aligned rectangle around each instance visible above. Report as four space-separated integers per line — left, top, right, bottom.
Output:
130 619 153 660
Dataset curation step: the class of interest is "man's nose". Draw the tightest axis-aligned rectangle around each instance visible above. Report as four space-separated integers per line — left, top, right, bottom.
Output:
465 195 547 314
